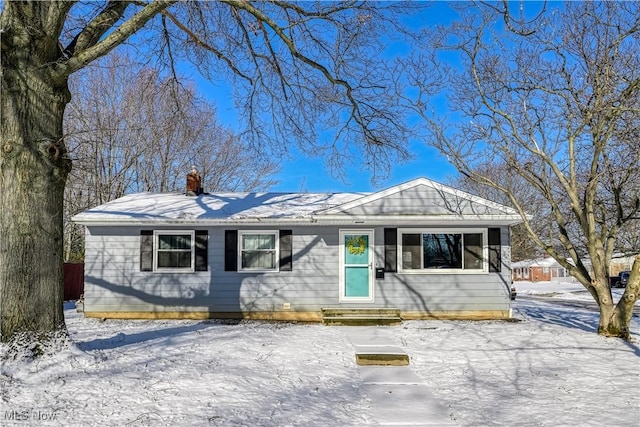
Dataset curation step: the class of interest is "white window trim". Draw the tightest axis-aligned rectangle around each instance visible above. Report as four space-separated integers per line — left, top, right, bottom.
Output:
238 230 280 273
397 228 488 274
153 230 195 273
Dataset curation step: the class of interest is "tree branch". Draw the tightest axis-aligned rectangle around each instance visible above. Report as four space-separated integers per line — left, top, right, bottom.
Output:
159 8 253 83
53 0 176 81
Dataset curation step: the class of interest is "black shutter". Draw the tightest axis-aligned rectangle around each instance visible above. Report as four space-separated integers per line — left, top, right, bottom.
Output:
140 230 153 271
384 228 397 272
225 230 238 271
279 230 293 271
488 228 502 273
195 230 208 271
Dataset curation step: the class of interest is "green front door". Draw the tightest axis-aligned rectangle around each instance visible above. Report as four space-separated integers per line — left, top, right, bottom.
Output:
340 230 374 302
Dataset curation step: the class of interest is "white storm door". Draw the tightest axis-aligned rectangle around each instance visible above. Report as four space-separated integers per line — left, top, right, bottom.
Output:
339 230 374 302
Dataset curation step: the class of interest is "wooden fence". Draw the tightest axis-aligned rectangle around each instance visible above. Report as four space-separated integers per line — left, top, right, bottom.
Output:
63 263 84 301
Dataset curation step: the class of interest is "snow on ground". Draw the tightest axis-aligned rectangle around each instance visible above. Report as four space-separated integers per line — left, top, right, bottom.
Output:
1 281 639 426
514 279 606 300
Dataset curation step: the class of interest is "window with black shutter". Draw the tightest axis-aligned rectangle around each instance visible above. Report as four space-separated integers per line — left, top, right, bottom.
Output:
140 229 208 272
226 229 292 272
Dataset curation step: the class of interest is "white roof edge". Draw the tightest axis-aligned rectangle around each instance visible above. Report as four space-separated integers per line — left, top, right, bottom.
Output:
72 217 318 227
512 257 565 267
74 214 523 227
315 214 523 225
319 177 519 215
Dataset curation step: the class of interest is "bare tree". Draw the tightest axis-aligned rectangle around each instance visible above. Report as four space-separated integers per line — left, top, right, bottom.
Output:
66 53 278 195
446 166 545 262
0 1 419 342
408 2 640 338
63 53 278 261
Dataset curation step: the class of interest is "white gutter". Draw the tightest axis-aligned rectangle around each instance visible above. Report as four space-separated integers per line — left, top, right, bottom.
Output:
71 217 317 227
73 213 524 227
314 214 523 225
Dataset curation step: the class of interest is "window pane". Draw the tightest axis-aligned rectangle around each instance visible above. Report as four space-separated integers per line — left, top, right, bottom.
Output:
242 250 276 269
463 233 483 270
156 233 193 269
344 234 369 265
157 251 192 268
158 234 191 250
242 234 275 250
401 233 422 269
240 233 277 270
423 234 462 269
177 252 192 268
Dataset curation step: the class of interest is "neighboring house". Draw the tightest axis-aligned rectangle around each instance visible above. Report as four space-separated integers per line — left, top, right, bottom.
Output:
609 254 637 278
73 177 523 321
512 257 569 282
513 254 637 284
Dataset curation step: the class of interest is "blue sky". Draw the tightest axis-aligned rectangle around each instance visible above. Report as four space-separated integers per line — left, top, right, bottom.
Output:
190 63 458 195
178 1 548 194
261 0 548 194
181 2 466 194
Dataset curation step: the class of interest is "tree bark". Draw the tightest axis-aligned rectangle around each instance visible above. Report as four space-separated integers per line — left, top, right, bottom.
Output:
599 256 640 340
0 2 72 341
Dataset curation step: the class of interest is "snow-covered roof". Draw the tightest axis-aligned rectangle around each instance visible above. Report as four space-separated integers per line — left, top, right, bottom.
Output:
72 191 365 225
72 178 524 226
512 257 565 268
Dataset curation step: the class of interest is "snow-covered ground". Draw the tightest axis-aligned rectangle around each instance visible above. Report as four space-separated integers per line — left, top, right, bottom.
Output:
1 281 638 426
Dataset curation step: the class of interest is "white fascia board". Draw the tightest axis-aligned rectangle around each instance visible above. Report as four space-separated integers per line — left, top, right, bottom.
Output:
74 214 524 227
72 217 319 227
313 214 524 226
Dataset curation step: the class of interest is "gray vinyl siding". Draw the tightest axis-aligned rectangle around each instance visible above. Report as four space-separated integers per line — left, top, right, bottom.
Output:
335 185 511 216
83 225 512 314
371 226 512 312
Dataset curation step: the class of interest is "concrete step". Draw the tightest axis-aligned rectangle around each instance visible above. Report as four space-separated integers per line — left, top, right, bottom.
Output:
321 307 401 317
355 345 410 366
321 307 402 326
322 316 402 326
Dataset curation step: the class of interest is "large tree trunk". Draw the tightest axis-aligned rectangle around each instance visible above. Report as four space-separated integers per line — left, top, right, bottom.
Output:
574 253 637 340
598 301 624 338
598 256 640 340
0 3 72 341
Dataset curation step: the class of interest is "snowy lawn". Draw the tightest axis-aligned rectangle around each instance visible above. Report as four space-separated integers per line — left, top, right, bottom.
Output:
1 281 639 426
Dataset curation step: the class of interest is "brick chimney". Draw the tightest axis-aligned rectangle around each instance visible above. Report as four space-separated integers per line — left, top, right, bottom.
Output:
186 166 203 196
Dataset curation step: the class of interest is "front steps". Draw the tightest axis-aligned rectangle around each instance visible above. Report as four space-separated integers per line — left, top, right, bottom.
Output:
321 308 402 326
354 346 410 366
